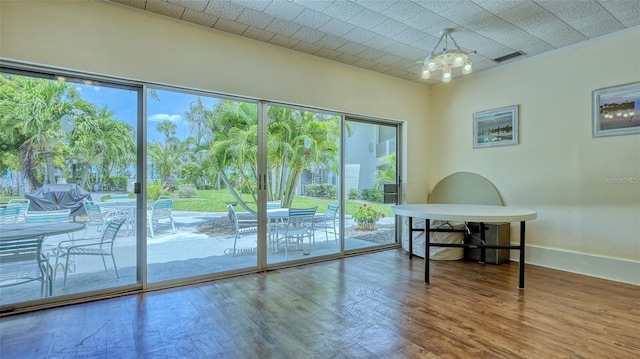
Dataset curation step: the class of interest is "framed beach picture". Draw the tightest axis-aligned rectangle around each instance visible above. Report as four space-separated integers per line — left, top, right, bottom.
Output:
473 105 518 148
593 82 640 137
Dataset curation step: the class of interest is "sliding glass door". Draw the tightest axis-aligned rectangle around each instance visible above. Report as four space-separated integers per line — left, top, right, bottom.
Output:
145 88 259 283
0 69 141 307
265 105 342 265
343 119 399 251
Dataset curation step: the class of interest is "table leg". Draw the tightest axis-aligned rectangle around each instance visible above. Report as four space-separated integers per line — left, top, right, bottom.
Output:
479 222 486 264
408 216 413 259
518 221 526 289
425 218 430 284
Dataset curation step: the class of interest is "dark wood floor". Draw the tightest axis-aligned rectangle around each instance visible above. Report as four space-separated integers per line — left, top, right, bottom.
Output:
1 249 638 358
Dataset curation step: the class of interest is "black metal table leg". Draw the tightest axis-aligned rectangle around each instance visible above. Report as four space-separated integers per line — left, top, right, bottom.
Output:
425 218 430 283
408 216 413 259
479 222 486 264
518 221 526 289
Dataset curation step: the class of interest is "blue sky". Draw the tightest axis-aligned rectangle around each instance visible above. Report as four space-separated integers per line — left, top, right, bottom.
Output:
74 84 219 143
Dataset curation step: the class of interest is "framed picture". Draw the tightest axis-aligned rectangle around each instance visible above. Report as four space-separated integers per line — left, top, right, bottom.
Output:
593 82 640 138
473 105 518 148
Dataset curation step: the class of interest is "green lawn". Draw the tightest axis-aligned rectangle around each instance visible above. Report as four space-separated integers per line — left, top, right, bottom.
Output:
1 190 394 217
172 189 393 217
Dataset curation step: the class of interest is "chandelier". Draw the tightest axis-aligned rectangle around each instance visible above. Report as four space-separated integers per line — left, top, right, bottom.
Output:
420 28 473 83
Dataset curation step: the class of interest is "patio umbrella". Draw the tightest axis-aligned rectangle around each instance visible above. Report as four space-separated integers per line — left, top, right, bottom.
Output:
26 184 93 216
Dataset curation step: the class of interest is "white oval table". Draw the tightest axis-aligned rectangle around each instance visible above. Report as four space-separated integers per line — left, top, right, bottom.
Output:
391 204 537 289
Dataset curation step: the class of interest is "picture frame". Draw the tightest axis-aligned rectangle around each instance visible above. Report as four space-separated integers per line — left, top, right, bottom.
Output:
592 82 640 138
473 105 518 148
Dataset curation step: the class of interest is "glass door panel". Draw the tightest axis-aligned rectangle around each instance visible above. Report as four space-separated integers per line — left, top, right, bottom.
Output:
266 105 342 264
0 70 140 306
145 88 258 283
344 120 398 251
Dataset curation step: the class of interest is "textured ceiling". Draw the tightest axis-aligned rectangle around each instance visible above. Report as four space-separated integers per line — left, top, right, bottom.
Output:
106 0 640 85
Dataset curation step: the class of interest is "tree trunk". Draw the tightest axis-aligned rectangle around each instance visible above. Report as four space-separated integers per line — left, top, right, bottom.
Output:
219 170 256 215
45 151 56 184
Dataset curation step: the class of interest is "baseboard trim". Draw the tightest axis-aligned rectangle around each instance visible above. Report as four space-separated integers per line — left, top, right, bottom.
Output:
511 244 640 286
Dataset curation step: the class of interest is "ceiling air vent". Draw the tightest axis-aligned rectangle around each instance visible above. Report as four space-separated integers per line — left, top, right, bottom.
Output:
493 51 525 63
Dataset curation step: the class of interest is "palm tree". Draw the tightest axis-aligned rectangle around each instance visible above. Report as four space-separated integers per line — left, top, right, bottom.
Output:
269 109 340 207
156 120 177 143
148 139 190 190
71 105 135 188
0 74 93 187
185 96 209 146
209 101 259 212
209 101 341 210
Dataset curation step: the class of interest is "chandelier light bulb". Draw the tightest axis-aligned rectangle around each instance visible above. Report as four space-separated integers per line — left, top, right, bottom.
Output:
453 53 465 67
442 67 452 82
426 59 437 71
462 60 472 74
421 67 431 79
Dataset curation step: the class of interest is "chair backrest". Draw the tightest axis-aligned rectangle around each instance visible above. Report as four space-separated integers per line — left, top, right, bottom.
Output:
83 201 105 224
100 218 126 245
24 209 70 223
227 204 239 226
1 205 21 224
8 198 30 211
326 203 339 218
152 198 173 219
0 235 45 288
288 207 318 228
267 201 282 209
7 199 29 222
227 204 257 232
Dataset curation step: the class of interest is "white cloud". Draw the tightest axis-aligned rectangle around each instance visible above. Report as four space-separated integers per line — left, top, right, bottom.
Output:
148 114 182 123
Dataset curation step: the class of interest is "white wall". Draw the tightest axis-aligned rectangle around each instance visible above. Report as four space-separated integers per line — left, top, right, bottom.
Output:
0 0 432 202
429 28 640 284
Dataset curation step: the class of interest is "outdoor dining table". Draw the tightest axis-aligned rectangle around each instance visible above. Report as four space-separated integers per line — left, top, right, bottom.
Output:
266 207 288 241
0 222 87 292
0 222 86 241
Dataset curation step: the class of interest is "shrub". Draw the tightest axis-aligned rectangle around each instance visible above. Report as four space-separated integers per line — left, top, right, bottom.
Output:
305 183 336 199
360 188 383 202
104 176 128 192
347 188 359 200
147 183 164 201
177 184 197 198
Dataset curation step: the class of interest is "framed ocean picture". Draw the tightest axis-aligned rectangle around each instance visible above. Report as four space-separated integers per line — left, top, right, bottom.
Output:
593 82 640 138
473 105 518 148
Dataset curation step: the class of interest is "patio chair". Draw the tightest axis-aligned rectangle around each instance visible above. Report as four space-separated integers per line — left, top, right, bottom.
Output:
0 234 50 297
275 207 317 260
8 198 30 222
147 197 175 238
0 205 21 224
54 218 126 289
83 201 120 238
24 209 70 224
315 203 339 247
226 204 258 255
